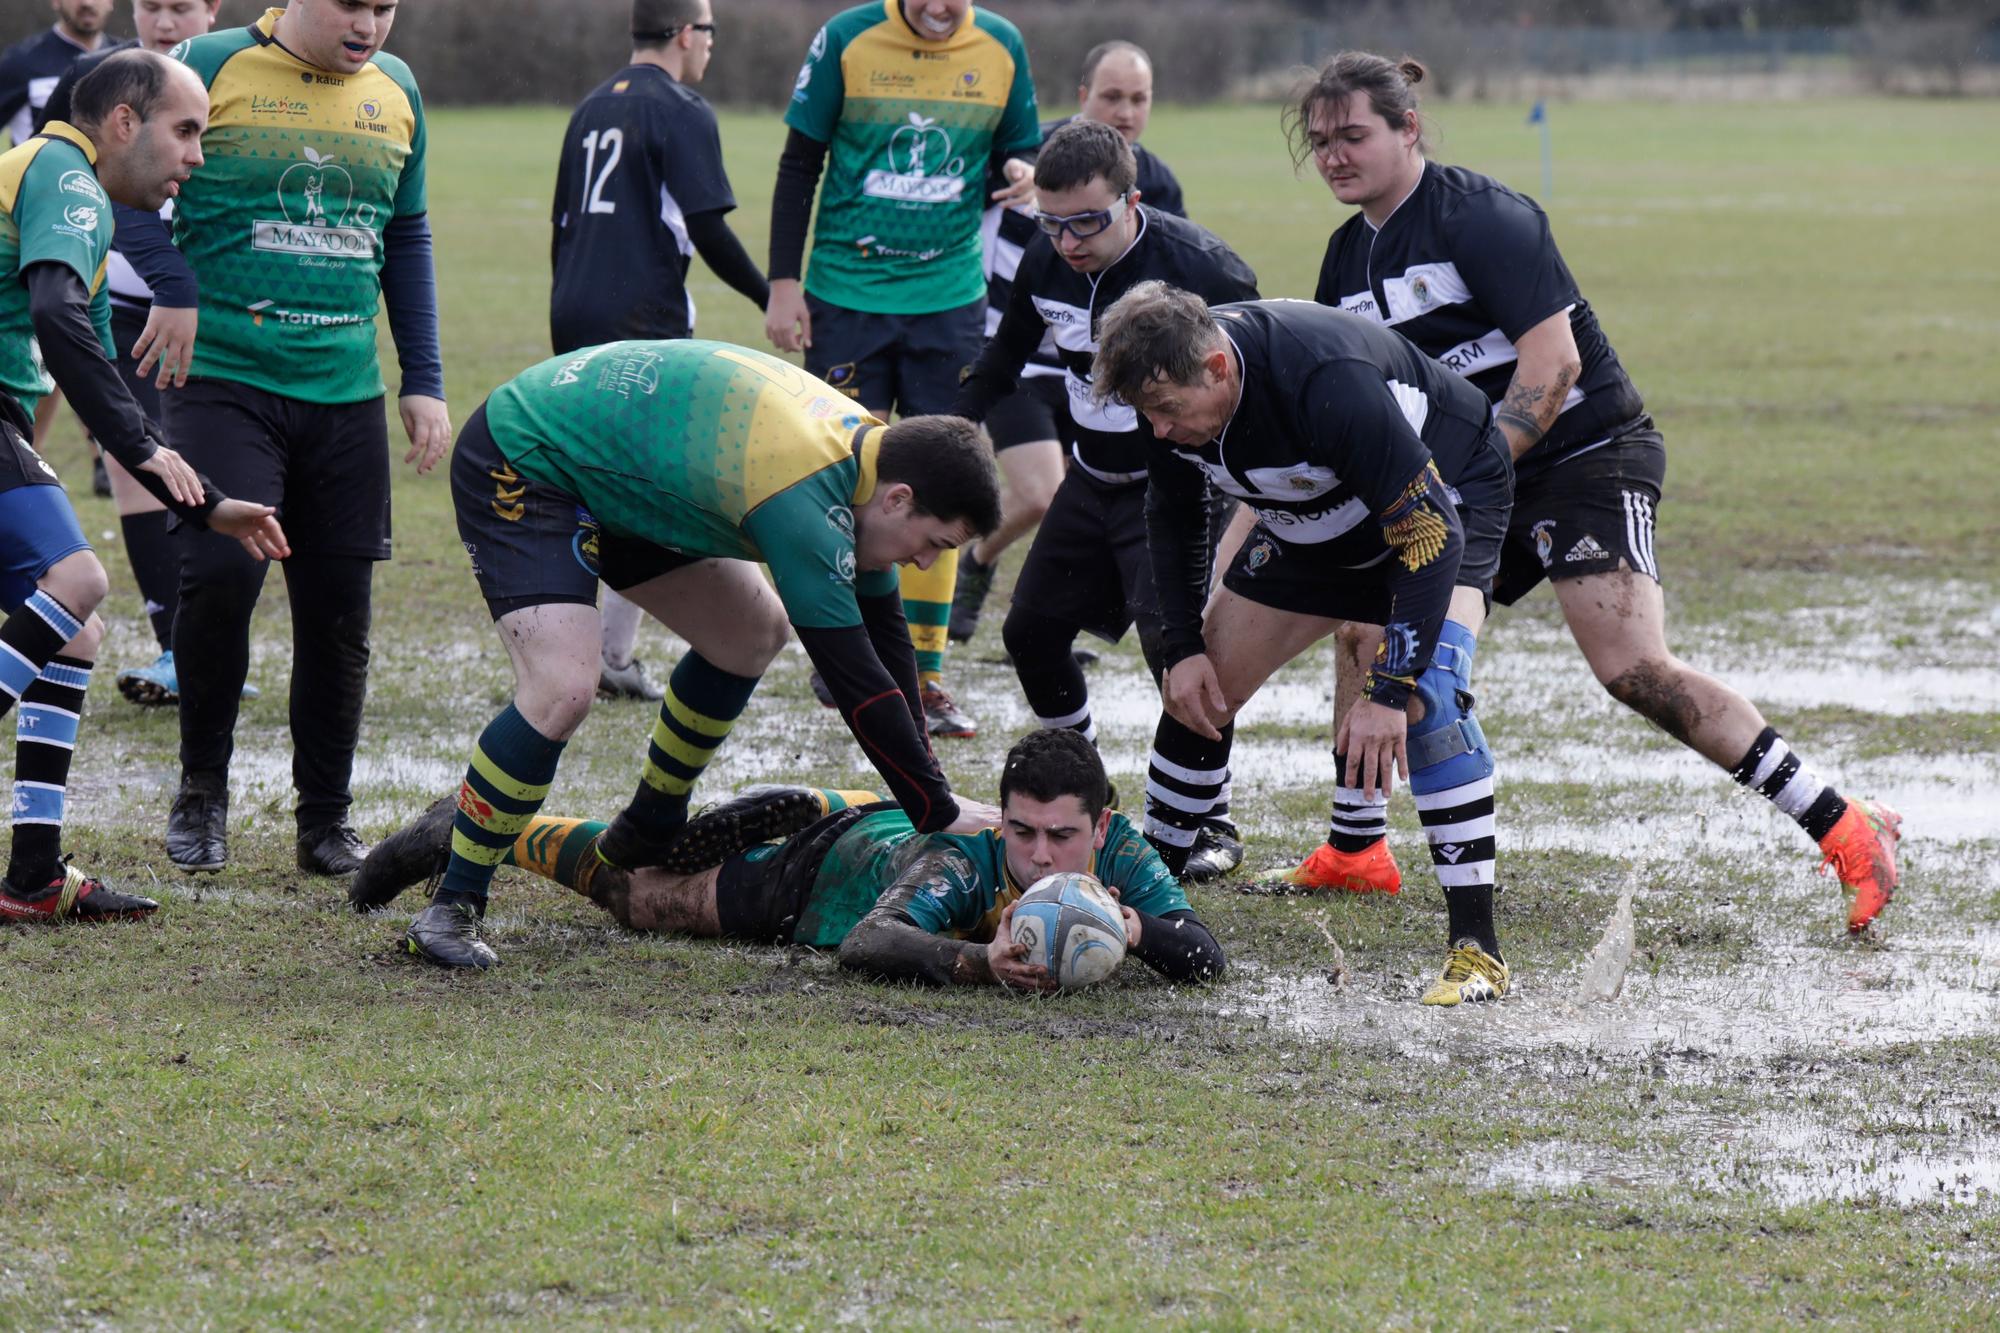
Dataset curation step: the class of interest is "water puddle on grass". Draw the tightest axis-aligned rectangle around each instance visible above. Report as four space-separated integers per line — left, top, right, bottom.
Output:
1217 919 2000 1061
1482 1110 2000 1209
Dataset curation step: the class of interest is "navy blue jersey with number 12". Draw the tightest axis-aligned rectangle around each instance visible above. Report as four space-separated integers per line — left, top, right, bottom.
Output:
550 63 736 353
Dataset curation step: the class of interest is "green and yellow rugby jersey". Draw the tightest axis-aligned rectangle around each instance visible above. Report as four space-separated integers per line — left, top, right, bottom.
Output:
482 339 901 630
791 809 1188 949
0 122 115 415
171 9 426 404
786 0 1037 315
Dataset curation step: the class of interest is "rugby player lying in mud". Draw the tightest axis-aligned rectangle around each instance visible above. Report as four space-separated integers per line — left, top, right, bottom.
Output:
352 729 1223 991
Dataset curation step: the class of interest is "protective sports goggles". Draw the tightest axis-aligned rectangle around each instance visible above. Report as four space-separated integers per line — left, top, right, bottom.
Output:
1034 195 1130 241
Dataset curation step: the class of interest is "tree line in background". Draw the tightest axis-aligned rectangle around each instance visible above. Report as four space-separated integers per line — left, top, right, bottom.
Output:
6 0 1996 106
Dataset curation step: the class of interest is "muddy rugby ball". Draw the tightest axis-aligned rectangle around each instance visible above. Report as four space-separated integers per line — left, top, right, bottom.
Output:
1008 872 1127 990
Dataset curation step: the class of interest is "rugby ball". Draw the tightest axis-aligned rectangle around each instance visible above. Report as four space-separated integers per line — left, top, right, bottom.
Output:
1008 871 1128 990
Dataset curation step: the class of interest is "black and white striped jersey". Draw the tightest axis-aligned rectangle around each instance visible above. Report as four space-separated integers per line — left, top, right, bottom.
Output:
549 64 736 352
979 121 1188 378
956 206 1258 482
1149 299 1496 562
1 25 97 146
1315 161 1644 477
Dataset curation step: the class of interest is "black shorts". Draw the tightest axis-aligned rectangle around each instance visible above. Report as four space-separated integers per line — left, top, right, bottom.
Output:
450 403 699 619
1494 419 1665 607
713 805 880 944
804 294 986 417
1223 428 1512 621
160 377 391 560
985 373 1069 450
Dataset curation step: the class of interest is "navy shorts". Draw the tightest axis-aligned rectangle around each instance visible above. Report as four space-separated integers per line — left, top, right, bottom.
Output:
1224 427 1513 622
985 373 1069 450
451 403 698 619
160 377 392 561
1494 419 1666 606
804 295 986 417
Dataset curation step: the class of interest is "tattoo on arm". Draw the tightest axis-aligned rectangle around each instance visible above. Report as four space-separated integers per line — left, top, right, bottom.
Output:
1495 363 1579 457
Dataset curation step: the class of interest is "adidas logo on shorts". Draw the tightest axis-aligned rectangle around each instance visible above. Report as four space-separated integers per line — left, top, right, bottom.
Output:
1564 535 1611 563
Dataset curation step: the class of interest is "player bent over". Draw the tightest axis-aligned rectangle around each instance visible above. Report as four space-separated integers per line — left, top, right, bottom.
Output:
1096 285 1516 1006
391 338 1002 969
358 729 1223 989
1 50 286 920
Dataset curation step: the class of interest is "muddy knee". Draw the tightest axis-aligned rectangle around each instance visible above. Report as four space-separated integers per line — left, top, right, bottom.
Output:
1605 659 1701 743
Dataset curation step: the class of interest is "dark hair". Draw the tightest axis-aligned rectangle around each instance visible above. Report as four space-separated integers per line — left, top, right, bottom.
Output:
632 0 707 47
877 416 1002 535
1283 51 1432 169
1079 39 1149 90
1091 280 1221 408
1034 118 1136 197
69 48 176 128
999 729 1111 819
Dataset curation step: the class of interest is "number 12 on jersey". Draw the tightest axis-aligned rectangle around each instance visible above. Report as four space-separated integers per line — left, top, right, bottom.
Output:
579 128 623 215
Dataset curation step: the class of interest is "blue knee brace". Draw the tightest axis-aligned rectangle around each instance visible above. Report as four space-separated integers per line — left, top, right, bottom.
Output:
1407 620 1494 795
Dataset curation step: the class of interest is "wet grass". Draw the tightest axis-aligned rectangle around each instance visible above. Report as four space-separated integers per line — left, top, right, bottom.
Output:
5 99 2000 1324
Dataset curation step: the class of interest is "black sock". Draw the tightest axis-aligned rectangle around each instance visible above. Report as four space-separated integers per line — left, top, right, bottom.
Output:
8 655 90 889
1003 606 1093 741
1444 886 1500 960
120 510 181 651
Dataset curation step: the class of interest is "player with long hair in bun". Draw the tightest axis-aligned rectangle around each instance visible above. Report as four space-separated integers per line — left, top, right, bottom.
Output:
1290 52 1901 935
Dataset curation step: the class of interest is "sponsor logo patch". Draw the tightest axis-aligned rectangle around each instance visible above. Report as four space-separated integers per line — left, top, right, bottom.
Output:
1531 519 1557 569
1564 535 1611 563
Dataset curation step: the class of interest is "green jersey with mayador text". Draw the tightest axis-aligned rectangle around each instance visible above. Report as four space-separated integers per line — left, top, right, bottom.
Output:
790 808 1189 949
787 0 1037 315
171 8 426 403
0 121 114 414
481 339 900 629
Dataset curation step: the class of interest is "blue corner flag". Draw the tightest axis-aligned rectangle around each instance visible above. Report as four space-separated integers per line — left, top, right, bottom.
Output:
1528 101 1553 198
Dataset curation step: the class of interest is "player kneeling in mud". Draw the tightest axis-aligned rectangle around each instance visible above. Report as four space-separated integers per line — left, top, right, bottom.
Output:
354 729 1223 990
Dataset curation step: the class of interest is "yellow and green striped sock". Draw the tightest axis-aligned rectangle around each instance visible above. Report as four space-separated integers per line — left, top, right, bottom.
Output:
436 704 566 907
901 550 957 683
623 651 761 839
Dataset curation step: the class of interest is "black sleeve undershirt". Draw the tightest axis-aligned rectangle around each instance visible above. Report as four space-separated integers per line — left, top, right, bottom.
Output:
794 617 957 834
951 263 1048 422
1143 450 1218 669
767 128 828 284
1132 909 1226 983
24 262 219 525
684 208 770 310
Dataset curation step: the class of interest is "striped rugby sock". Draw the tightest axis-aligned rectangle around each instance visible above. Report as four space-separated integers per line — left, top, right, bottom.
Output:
435 704 566 908
8 655 90 889
620 651 760 840
1731 726 1846 843
1 590 83 721
900 551 957 682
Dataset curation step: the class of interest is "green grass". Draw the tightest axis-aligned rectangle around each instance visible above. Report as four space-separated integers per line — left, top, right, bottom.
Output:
5 99 2000 1326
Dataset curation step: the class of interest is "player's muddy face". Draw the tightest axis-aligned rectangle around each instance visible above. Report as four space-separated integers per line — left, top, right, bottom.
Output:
902 0 968 42
1079 52 1153 144
1001 794 1104 886
1307 93 1418 210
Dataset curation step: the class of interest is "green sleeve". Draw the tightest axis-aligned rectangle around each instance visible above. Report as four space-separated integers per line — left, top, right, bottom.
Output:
1100 815 1192 918
13 152 108 286
892 844 983 935
90 280 114 359
739 471 867 631
380 54 428 217
783 14 850 141
168 27 247 86
989 19 1041 154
